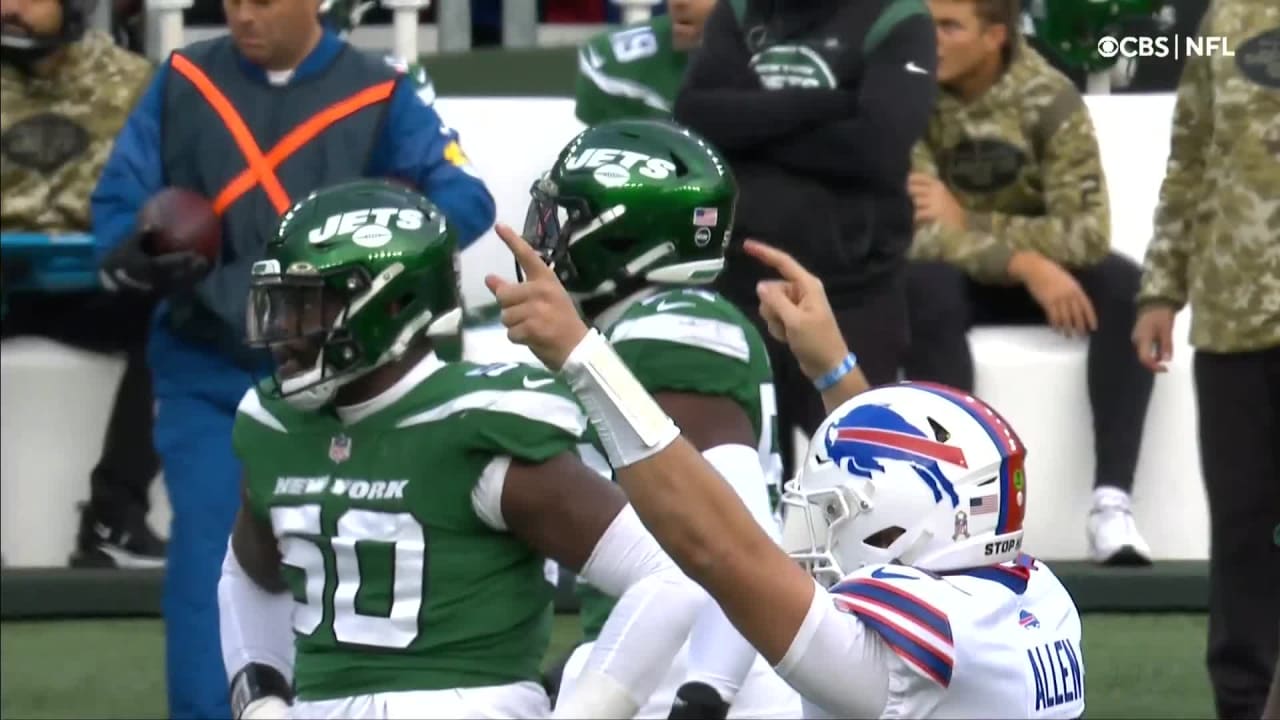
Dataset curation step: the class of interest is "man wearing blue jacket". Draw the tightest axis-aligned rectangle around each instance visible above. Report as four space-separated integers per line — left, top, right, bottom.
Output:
89 0 495 714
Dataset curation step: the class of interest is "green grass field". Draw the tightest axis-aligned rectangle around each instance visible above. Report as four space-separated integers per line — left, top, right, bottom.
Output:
0 614 1214 719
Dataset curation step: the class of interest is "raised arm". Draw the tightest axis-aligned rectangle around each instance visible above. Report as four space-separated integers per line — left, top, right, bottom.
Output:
485 226 893 717
485 227 849 662
478 411 707 719
743 240 872 409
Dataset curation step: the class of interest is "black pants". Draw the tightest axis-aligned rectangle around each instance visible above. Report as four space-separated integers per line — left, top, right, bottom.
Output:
1 290 159 522
903 253 1154 492
1194 346 1280 720
718 272 910 480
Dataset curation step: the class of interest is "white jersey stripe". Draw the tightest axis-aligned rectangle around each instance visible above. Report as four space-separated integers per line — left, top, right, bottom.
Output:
609 313 751 362
394 389 588 437
236 389 288 433
833 594 956 687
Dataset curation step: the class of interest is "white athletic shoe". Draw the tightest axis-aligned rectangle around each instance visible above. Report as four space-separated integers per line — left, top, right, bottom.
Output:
1087 487 1153 566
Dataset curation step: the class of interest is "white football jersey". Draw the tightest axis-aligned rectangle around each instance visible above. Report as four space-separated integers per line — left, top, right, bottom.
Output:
778 555 1084 719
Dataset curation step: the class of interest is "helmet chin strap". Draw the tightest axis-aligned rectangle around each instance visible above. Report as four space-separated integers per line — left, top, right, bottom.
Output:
281 379 335 412
283 305 460 412
279 354 378 412
279 351 342 411
278 310 366 411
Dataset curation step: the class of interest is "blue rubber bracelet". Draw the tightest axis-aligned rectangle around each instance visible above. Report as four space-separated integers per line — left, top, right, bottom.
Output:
814 353 859 392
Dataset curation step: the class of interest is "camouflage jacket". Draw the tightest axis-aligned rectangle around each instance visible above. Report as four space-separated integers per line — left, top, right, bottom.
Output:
0 31 152 234
1137 0 1280 353
909 42 1110 285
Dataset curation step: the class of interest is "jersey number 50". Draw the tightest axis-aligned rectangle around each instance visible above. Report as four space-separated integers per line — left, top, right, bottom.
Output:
271 504 426 649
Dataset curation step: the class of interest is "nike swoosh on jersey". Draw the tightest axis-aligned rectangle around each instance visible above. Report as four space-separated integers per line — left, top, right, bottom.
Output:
656 300 698 312
871 567 917 580
905 61 929 75
522 377 556 389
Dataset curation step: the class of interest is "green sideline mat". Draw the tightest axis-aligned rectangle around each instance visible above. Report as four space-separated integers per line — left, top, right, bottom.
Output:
424 46 578 96
0 561 1208 620
0 614 1214 719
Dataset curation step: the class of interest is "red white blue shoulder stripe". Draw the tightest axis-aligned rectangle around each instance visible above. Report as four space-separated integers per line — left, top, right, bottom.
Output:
830 576 956 687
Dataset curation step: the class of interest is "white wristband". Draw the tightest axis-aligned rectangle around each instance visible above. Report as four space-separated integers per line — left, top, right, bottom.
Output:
560 329 679 469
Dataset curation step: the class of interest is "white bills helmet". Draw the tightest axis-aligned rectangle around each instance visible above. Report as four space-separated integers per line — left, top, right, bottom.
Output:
783 382 1028 587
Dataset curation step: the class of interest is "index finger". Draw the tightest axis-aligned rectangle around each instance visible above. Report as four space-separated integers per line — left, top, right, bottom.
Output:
743 239 817 287
494 223 552 280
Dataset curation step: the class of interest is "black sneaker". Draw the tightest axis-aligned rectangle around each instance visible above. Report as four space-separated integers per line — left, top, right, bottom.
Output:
668 681 730 720
69 503 167 569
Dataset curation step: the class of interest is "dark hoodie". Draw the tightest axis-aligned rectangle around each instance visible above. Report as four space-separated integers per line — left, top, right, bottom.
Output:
674 0 937 308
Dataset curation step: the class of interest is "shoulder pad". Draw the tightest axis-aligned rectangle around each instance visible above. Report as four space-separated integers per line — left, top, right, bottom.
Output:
394 361 588 438
610 288 753 363
628 287 739 318
235 386 288 433
830 566 956 687
579 35 608 71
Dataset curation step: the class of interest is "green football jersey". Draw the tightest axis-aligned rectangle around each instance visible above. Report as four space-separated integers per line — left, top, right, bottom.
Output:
574 15 689 126
577 287 782 641
233 358 590 700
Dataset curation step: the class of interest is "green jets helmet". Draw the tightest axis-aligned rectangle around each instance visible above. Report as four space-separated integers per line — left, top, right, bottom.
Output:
524 119 736 305
247 178 462 411
1028 0 1170 72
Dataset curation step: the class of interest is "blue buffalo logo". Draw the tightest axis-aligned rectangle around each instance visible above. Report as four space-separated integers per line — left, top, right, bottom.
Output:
825 404 963 507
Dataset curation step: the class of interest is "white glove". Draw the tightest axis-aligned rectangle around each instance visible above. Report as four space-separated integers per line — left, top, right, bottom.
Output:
239 695 291 720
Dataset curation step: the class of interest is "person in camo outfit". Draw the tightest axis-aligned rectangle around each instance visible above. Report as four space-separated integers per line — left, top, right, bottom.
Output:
902 0 1157 567
574 0 716 126
1131 1 1279 716
0 0 165 568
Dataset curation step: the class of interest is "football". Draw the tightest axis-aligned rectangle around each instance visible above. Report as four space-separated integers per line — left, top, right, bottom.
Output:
139 187 222 263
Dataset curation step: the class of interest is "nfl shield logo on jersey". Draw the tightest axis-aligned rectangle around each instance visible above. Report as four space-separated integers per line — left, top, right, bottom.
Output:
329 434 352 463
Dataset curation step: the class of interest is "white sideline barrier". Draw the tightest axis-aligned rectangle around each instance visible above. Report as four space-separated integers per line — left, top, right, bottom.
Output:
0 94 1207 567
0 339 172 566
